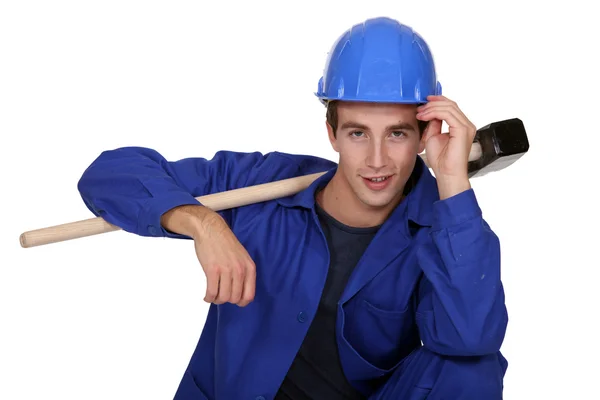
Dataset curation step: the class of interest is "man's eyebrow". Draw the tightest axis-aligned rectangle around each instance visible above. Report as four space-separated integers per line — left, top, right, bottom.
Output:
386 122 417 132
340 121 370 131
339 121 416 131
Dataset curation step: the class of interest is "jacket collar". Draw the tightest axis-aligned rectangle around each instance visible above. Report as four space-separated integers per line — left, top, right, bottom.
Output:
275 155 440 229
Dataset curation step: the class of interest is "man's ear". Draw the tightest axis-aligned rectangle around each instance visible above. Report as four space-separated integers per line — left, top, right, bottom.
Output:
418 132 426 154
326 121 339 153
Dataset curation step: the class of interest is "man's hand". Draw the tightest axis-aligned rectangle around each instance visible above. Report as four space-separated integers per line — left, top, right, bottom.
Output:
193 213 256 307
416 95 476 199
161 205 256 307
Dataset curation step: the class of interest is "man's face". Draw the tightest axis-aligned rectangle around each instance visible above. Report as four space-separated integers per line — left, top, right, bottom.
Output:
327 101 426 211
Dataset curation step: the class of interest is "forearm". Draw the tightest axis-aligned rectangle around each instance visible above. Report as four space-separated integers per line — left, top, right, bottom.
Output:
417 189 508 356
77 146 206 237
160 204 223 240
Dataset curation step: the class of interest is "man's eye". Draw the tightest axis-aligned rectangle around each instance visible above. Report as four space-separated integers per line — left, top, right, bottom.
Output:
391 131 406 137
351 131 364 137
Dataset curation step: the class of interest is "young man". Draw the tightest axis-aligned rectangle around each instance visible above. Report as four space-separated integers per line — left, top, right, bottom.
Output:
77 17 508 399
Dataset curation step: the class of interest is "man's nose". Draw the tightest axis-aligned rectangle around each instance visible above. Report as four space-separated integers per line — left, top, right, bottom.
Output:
366 140 388 169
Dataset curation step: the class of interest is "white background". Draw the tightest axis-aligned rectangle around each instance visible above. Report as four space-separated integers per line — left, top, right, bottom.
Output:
1 1 598 399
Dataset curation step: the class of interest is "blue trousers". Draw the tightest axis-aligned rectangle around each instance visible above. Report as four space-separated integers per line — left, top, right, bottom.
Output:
369 346 508 400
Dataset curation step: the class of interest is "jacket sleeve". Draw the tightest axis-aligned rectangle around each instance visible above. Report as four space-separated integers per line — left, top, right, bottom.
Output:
415 188 508 357
76 146 330 239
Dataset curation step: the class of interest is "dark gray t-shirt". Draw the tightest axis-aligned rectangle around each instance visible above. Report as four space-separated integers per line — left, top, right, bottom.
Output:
275 201 381 399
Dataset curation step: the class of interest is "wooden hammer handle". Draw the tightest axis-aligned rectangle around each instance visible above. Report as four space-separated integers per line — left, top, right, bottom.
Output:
19 144 483 248
19 172 327 248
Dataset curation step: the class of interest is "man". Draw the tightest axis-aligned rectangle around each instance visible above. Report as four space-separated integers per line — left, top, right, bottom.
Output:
77 17 508 399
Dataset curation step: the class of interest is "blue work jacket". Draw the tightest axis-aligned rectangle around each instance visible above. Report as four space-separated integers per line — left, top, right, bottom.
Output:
77 147 508 399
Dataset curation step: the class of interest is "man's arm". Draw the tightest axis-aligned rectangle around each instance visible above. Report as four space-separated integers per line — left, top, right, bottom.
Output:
159 204 217 239
415 188 508 356
77 145 337 306
413 96 508 356
76 146 333 238
77 146 259 237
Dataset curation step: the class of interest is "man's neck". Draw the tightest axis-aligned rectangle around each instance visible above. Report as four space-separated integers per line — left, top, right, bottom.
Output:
315 171 405 228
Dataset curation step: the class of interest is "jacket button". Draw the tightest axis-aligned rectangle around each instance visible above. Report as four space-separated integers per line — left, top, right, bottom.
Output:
255 397 266 400
297 311 307 323
147 225 157 235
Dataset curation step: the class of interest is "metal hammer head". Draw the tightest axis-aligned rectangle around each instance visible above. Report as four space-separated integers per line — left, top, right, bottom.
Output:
468 118 529 178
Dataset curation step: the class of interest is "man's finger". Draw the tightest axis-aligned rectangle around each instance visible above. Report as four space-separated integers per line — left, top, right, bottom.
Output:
204 267 220 303
214 269 232 304
421 118 442 142
239 262 256 307
418 107 468 136
418 104 469 128
229 263 245 304
421 98 473 129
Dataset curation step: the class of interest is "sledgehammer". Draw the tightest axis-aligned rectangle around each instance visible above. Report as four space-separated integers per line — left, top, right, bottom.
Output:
18 118 529 248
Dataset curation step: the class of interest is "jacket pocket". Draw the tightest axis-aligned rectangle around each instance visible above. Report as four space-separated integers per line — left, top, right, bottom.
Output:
344 299 419 371
173 369 210 400
407 387 431 400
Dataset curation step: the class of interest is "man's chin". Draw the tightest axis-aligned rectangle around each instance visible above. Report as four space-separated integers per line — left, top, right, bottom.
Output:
356 185 407 209
357 193 397 209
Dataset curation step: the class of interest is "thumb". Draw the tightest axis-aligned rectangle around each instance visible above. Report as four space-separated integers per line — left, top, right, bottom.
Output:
423 119 442 143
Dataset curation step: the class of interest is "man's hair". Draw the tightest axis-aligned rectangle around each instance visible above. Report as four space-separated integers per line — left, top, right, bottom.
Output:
326 100 429 138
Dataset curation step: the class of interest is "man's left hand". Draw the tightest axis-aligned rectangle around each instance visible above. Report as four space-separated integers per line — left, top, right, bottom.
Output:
416 95 475 199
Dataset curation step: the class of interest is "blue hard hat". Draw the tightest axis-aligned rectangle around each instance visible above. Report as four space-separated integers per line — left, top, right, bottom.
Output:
315 17 442 105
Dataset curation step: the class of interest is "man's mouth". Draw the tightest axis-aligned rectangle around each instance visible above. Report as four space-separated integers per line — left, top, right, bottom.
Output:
364 175 392 182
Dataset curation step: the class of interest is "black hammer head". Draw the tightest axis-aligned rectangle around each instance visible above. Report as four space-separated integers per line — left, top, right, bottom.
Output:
468 118 529 178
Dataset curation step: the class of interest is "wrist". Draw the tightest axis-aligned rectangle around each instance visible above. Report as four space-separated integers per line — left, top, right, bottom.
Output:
436 175 471 200
160 204 221 239
191 208 227 242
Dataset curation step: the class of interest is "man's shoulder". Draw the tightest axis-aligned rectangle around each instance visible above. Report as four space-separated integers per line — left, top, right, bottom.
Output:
231 150 337 185
273 151 338 171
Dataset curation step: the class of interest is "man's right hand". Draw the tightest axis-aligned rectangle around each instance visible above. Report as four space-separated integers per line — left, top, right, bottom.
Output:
193 213 256 306
161 205 256 307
